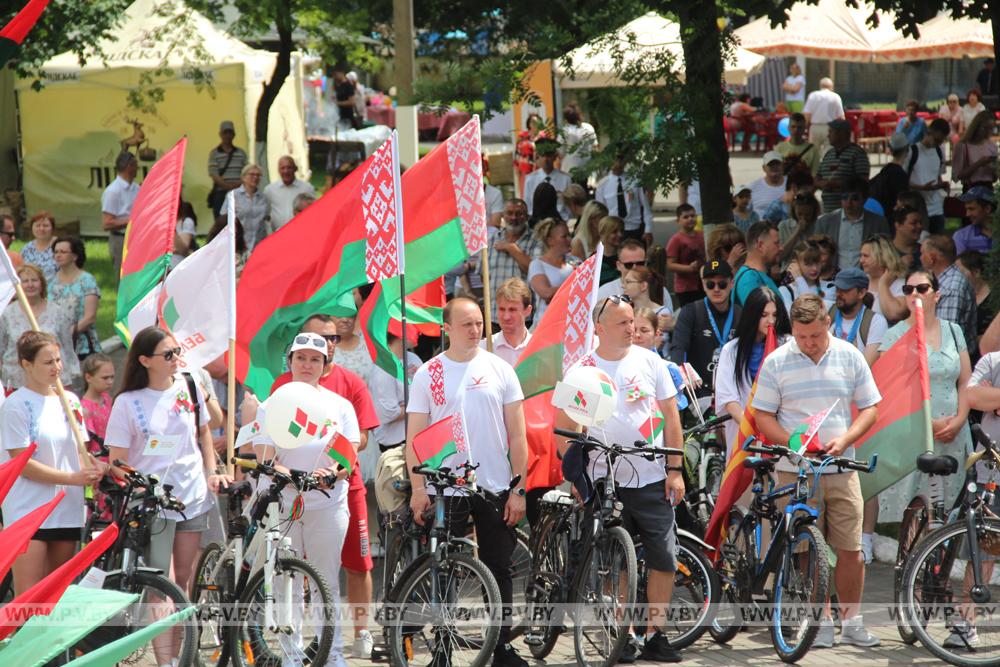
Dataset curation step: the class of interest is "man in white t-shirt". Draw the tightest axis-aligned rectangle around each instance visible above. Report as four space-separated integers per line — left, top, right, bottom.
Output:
555 296 685 663
407 297 529 667
829 268 887 367
263 156 316 230
908 118 951 235
803 77 845 155
480 278 533 366
748 152 788 218
560 104 598 182
101 151 140 283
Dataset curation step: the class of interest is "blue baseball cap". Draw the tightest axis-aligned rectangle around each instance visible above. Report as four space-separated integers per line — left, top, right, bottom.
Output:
959 185 996 205
834 267 870 291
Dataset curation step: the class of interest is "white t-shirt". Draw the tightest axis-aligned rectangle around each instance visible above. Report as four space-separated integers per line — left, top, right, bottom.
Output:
829 307 888 353
371 351 422 446
1 388 85 529
560 122 597 173
105 376 215 521
785 74 806 102
263 178 316 231
408 350 524 493
871 278 904 319
100 176 140 218
909 143 946 216
748 176 787 218
713 339 752 456
484 184 504 221
568 347 677 488
802 89 845 124
528 258 574 322
176 217 196 237
251 386 360 511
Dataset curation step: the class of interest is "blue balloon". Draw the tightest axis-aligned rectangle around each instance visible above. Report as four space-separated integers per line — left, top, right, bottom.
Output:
778 117 790 138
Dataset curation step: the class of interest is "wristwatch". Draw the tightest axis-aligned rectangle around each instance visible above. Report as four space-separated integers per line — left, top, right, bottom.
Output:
513 487 526 497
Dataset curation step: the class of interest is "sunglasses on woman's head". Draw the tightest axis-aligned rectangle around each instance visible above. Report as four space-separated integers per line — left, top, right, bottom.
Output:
294 335 327 350
901 283 933 295
704 280 729 291
596 294 633 321
150 347 183 361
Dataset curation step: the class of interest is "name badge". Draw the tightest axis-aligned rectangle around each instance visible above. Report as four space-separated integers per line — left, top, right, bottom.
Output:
144 433 181 457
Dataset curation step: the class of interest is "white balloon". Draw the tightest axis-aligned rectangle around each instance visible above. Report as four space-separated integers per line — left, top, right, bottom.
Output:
263 382 330 450
553 366 619 428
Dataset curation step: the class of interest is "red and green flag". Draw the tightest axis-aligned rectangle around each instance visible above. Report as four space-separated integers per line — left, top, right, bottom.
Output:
787 402 837 454
854 299 932 499
514 244 603 491
412 413 468 470
325 432 358 476
114 138 186 344
705 326 777 553
640 409 665 445
0 0 51 68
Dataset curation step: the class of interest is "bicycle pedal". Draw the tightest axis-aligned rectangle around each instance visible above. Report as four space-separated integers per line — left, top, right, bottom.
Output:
523 633 543 647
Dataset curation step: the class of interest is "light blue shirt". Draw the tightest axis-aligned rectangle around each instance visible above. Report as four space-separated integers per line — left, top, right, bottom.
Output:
896 116 927 145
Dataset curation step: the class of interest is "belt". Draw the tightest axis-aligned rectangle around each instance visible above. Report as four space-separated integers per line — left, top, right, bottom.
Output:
379 441 405 453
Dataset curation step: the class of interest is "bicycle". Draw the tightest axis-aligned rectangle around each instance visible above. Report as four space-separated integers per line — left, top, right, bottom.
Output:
193 456 337 667
898 424 1000 666
710 437 877 663
77 460 198 666
680 412 733 535
384 461 515 667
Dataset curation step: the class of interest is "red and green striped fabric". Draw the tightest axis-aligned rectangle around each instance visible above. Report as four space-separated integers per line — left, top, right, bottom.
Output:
413 413 466 470
0 0 51 68
325 432 358 476
114 138 187 343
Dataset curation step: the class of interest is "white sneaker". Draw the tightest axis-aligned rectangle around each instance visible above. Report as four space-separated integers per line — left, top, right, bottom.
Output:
861 533 874 564
812 618 835 648
944 623 980 649
351 629 375 658
840 616 880 647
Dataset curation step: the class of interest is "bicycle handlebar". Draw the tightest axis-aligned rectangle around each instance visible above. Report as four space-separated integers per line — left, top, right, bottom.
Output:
553 428 683 458
410 463 522 504
110 458 186 514
742 441 877 474
972 424 994 451
230 457 334 495
684 413 732 438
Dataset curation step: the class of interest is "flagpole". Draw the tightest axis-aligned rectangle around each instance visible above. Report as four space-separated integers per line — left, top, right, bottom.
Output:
391 130 410 408
226 189 237 478
481 248 493 352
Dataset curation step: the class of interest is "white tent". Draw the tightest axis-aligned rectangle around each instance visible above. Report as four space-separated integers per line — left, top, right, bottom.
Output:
15 0 308 234
879 14 994 62
554 12 766 89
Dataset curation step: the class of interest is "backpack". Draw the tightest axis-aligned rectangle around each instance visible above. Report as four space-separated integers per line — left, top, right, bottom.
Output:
828 304 875 348
374 446 408 514
906 143 944 178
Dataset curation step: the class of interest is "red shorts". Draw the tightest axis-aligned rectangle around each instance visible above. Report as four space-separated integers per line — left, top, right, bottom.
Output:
341 483 373 572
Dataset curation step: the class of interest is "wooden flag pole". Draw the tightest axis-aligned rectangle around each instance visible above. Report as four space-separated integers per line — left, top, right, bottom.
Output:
481 248 493 352
13 284 89 461
226 340 236 477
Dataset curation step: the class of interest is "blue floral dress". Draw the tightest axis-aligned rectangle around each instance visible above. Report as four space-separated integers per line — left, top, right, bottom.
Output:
21 242 57 280
48 271 102 357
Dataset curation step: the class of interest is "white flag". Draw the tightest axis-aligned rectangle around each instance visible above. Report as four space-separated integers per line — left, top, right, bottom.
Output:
0 245 20 318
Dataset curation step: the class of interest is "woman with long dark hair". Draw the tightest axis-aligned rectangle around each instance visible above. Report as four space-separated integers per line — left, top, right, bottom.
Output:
714 287 791 454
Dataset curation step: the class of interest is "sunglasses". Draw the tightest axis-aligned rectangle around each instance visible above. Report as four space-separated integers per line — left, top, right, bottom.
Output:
294 335 327 351
596 294 633 321
901 283 933 295
704 280 729 290
149 347 182 361
320 334 341 344
840 193 863 202
620 261 645 270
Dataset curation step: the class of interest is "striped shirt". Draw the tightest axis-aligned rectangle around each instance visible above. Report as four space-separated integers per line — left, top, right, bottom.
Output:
207 145 248 185
752 335 881 473
816 143 870 213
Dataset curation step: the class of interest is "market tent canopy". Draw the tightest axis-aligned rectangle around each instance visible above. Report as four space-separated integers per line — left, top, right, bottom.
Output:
878 14 993 62
15 0 307 235
554 12 766 89
735 0 903 62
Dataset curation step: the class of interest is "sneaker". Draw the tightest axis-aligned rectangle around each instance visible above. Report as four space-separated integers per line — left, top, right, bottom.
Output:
618 634 640 664
640 631 682 663
861 533 874 565
812 618 835 649
492 643 529 667
351 629 375 659
944 622 980 649
840 616 881 647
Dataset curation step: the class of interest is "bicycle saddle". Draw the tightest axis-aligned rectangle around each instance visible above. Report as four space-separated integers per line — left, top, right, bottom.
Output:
742 456 775 473
916 452 958 476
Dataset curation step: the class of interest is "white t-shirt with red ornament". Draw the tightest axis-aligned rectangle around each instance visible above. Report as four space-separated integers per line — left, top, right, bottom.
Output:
408 349 524 493
566 345 676 488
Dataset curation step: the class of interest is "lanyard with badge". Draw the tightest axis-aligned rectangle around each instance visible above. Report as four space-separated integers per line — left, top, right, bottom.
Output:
704 297 734 372
833 305 865 344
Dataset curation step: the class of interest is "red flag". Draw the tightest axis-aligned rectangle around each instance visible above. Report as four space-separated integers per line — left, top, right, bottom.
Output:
0 523 119 638
0 490 64 585
705 326 778 553
0 444 36 505
325 432 359 476
0 0 52 68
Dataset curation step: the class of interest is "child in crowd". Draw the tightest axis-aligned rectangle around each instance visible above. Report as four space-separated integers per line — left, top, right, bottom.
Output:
732 186 759 232
81 352 114 447
665 203 706 306
807 234 838 296
780 242 831 310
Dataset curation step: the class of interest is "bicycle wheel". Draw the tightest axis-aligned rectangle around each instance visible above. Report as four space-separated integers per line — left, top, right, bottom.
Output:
662 534 719 649
895 496 928 645
387 551 502 667
80 569 198 667
192 541 230 661
512 526 531 606
710 507 751 644
383 521 421 600
524 510 569 659
900 516 1000 667
229 556 334 667
769 523 829 664
573 525 637 667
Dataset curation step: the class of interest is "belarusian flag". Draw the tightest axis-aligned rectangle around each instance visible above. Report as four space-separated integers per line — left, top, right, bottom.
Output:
787 401 837 454
639 409 665 445
855 299 933 499
514 244 602 491
114 138 186 344
412 413 469 470
363 130 404 283
0 0 51 68
325 432 358 476
705 326 777 553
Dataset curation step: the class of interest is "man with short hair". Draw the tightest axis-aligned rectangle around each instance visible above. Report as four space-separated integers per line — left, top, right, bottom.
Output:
670 260 740 398
908 117 951 235
408 297 529 667
102 151 140 282
829 267 888 366
523 138 571 220
483 154 505 227
481 278 533 366
595 151 653 245
921 234 978 355
977 58 998 96
803 77 846 155
774 112 820 176
892 206 924 271
263 155 316 230
556 296 685 663
815 119 871 213
754 294 881 648
332 69 357 127
562 183 589 227
207 120 248 217
748 152 787 219
488 198 541 317
815 176 889 270
597 239 671 306
869 132 912 217
954 185 995 255
559 104 597 183
895 99 927 145
732 221 781 307
0 214 22 268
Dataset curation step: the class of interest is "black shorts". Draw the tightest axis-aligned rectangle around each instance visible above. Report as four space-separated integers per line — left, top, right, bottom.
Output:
618 480 677 572
33 527 81 542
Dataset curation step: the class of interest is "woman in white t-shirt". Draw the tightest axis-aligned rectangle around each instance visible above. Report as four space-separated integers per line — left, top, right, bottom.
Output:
1 331 102 595
249 332 358 667
528 219 576 323
106 327 230 598
782 63 806 113
859 235 907 325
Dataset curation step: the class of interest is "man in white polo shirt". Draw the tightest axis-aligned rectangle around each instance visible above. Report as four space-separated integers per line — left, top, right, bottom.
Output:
263 155 315 230
803 77 845 156
101 151 140 283
480 278 533 366
753 294 881 649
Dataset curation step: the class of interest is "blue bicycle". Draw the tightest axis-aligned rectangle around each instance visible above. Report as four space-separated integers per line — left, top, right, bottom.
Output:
711 437 876 663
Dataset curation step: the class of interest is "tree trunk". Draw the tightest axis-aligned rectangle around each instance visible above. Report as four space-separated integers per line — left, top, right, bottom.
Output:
673 0 732 231
253 0 294 182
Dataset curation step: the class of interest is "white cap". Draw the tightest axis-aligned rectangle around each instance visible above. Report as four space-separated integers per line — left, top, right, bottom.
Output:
762 150 783 165
288 333 329 362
